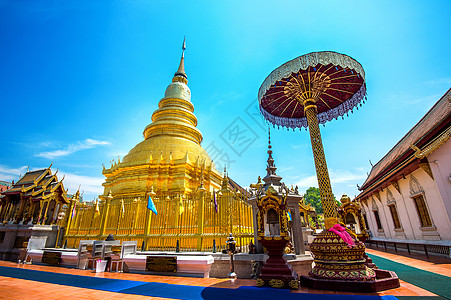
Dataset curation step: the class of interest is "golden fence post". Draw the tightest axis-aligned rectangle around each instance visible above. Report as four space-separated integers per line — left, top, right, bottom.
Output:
196 188 206 251
100 191 113 236
62 197 77 247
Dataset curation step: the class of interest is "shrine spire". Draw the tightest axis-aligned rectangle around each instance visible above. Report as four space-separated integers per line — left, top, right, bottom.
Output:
263 126 282 185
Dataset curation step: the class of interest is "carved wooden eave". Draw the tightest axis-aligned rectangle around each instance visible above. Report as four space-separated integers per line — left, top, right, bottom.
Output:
41 175 57 189
410 126 451 159
22 183 36 193
374 191 381 202
31 188 45 197
419 161 434 179
391 181 401 194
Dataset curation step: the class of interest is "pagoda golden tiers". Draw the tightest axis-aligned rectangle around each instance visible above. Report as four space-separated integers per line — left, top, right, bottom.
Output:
102 43 222 196
63 42 253 251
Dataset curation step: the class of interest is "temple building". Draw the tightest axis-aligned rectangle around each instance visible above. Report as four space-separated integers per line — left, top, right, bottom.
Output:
0 166 69 260
0 181 11 193
356 88 450 252
63 43 254 251
0 165 69 225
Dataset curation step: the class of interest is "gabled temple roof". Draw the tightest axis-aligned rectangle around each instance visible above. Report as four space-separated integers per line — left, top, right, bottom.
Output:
357 88 451 197
2 165 69 203
15 168 49 185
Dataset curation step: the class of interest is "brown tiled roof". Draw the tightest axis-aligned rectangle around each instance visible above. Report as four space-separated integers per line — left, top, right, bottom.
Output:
15 169 48 185
360 88 451 191
2 186 23 194
0 181 12 187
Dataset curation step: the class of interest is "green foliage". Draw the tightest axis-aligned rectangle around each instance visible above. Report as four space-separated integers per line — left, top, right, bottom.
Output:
304 187 322 214
303 187 340 215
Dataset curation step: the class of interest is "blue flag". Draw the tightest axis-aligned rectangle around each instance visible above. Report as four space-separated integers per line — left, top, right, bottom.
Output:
147 196 157 215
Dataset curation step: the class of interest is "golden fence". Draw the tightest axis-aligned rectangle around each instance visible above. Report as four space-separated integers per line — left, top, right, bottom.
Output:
63 190 254 252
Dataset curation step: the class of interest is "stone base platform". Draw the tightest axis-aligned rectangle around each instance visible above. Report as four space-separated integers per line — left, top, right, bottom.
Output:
210 253 313 279
25 249 314 280
124 254 214 278
0 224 60 261
299 269 400 293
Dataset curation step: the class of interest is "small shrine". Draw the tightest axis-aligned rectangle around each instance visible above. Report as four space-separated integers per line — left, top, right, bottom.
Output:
337 194 369 242
249 131 302 289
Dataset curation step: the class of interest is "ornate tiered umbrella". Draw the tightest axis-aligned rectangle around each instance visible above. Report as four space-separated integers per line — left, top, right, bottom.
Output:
259 51 366 230
258 51 376 283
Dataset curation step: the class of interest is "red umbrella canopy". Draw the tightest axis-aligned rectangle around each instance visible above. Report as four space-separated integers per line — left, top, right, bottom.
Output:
258 51 366 129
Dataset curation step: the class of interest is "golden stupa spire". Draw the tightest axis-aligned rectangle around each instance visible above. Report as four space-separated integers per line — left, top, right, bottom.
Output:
142 37 203 146
173 37 187 82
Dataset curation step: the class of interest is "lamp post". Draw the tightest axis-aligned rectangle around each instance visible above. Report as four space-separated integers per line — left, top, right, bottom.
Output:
226 233 237 279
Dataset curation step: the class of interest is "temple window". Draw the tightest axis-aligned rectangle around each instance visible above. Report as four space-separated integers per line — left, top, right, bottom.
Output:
412 195 432 227
388 204 401 229
373 210 382 230
363 213 369 229
345 213 356 231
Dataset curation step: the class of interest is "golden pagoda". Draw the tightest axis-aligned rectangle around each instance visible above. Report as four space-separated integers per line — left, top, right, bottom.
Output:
101 39 222 197
63 41 254 251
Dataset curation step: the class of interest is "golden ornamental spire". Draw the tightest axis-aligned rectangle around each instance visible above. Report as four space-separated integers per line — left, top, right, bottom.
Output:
173 37 187 83
142 36 203 145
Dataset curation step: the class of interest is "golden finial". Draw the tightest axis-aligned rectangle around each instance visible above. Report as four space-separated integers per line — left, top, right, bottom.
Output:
174 37 187 80
148 186 156 197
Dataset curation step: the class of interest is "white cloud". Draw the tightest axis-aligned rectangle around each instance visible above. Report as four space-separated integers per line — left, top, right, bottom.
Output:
294 175 318 189
59 171 104 196
36 138 110 159
409 94 441 105
277 166 294 173
423 78 451 86
292 169 367 190
0 165 28 181
329 169 367 184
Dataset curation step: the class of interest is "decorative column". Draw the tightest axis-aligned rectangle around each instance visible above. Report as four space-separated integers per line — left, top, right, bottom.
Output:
100 191 113 236
291 205 305 255
37 201 45 224
0 199 9 221
15 195 27 223
42 200 50 225
196 185 206 251
303 99 338 229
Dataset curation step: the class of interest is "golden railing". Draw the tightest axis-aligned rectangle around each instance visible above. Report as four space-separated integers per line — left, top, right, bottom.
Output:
63 190 254 252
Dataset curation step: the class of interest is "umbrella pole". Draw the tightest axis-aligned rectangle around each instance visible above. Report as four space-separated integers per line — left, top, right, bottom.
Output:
303 99 338 229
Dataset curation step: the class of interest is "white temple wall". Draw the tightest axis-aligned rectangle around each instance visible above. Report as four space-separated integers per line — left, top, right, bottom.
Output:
360 150 451 242
388 184 416 240
377 196 393 238
428 140 451 231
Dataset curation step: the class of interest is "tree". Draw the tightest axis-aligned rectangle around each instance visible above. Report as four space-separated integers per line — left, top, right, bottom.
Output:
304 187 323 214
303 187 340 214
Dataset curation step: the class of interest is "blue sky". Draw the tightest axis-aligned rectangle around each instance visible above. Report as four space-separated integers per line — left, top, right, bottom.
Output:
1 1 450 201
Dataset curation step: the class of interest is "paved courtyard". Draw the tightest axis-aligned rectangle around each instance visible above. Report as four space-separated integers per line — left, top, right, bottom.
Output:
0 248 450 299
